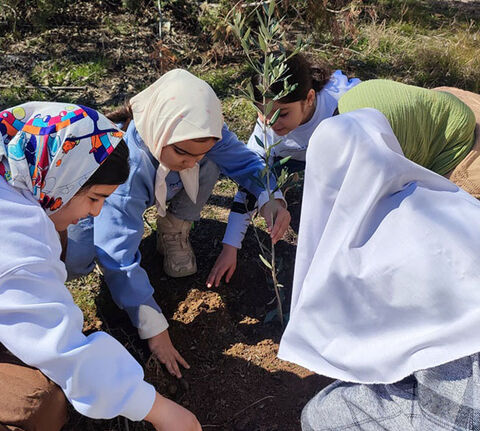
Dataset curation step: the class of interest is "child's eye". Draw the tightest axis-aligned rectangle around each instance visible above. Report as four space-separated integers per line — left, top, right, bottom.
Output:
279 112 288 118
89 197 99 203
174 147 187 155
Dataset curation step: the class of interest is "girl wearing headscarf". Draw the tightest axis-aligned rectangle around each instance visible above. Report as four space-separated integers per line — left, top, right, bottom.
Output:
0 102 201 431
65 69 291 379
338 79 479 185
207 52 360 288
278 108 480 431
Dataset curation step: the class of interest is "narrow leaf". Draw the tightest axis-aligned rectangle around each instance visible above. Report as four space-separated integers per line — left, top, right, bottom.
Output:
258 34 266 51
269 108 281 126
268 0 275 17
264 309 277 323
265 100 274 117
259 254 273 270
255 135 265 149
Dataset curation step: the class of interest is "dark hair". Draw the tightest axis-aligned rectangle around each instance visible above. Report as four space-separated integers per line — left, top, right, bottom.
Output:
252 52 331 104
80 139 130 191
107 102 133 132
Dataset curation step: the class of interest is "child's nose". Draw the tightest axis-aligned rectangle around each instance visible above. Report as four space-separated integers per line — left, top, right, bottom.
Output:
90 203 103 217
184 159 196 169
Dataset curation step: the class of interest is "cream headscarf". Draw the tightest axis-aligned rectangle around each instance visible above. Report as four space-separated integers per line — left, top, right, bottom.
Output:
130 69 224 216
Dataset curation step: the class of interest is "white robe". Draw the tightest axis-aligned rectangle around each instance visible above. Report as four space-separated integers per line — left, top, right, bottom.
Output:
0 176 155 420
278 108 480 384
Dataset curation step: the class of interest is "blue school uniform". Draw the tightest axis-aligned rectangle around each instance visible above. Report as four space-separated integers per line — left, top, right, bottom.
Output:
66 120 276 338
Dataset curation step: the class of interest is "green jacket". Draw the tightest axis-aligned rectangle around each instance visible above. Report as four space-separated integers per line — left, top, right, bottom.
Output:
338 79 476 175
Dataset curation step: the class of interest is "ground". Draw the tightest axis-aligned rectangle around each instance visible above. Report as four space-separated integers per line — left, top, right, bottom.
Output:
1 1 479 430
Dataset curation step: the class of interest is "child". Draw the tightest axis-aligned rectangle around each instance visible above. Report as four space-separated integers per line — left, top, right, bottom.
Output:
0 102 201 431
338 79 477 176
207 53 360 288
279 107 480 430
65 69 291 379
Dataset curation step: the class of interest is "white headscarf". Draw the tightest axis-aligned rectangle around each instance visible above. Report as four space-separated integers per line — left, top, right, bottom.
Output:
130 69 223 216
0 102 124 214
278 108 480 384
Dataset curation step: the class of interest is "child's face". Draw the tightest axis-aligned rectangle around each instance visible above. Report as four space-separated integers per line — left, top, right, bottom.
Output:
257 89 316 136
160 137 217 171
49 184 119 231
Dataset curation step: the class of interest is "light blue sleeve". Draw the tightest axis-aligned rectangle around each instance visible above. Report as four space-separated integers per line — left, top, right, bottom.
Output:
206 123 276 199
93 125 168 339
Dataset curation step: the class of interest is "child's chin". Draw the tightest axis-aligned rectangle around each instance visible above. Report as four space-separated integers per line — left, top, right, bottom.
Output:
273 128 289 136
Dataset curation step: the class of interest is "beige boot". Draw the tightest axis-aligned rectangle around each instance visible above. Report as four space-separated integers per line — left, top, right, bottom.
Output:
156 212 197 278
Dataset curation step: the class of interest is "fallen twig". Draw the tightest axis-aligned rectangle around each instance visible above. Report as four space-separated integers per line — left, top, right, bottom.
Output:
202 395 275 428
232 395 275 419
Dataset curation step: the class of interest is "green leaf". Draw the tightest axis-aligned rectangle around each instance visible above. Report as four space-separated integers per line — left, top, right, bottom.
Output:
279 156 291 165
246 81 255 100
268 0 276 18
269 108 280 126
256 83 265 95
258 34 266 51
255 135 265 149
264 309 277 323
259 254 273 270
265 100 274 116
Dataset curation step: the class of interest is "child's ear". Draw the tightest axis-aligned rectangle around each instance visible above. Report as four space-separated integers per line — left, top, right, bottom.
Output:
306 89 316 106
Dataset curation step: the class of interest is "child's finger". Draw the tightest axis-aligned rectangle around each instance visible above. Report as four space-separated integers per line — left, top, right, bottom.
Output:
215 267 226 287
226 265 236 283
270 211 285 239
271 211 290 243
175 351 190 369
206 266 218 288
165 359 181 378
171 359 182 379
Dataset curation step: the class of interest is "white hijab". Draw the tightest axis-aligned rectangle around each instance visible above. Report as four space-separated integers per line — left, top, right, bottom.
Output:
130 69 224 216
278 108 480 384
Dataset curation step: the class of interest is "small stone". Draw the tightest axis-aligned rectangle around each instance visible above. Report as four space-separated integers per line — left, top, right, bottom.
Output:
180 378 190 391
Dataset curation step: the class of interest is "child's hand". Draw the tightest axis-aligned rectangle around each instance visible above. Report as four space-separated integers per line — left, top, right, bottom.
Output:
145 392 202 431
260 198 291 244
148 330 190 379
206 244 238 288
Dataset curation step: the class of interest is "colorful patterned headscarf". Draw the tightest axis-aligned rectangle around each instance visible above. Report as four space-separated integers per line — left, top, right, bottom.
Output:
0 102 124 214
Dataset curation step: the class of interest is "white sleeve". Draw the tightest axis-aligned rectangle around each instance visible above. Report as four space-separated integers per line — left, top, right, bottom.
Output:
222 122 286 248
324 70 361 101
0 260 156 421
222 189 255 249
